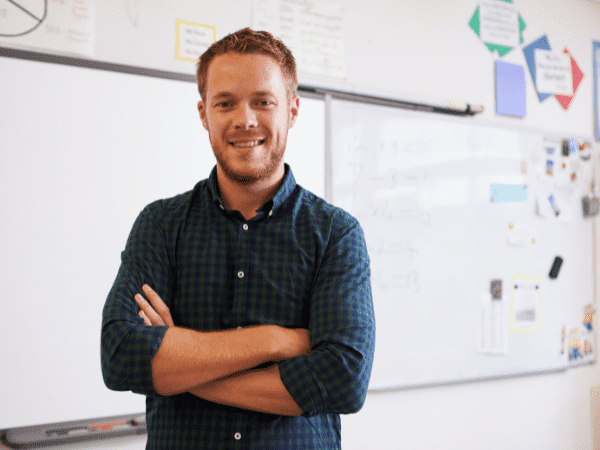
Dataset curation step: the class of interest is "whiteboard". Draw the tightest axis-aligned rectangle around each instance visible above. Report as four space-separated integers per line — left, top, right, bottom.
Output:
330 99 596 390
0 50 325 429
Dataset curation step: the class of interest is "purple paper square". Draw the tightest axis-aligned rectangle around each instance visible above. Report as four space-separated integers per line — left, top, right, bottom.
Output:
496 60 526 118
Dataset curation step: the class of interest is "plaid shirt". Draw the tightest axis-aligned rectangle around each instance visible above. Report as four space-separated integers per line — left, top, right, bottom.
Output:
101 164 375 449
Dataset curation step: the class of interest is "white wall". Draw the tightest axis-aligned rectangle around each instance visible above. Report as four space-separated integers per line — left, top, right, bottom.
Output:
2 1 599 449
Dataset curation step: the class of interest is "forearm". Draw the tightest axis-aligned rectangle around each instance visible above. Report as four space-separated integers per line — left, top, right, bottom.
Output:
151 325 277 396
151 324 309 396
188 364 303 416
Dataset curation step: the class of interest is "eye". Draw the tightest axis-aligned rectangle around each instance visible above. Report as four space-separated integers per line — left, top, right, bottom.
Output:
216 101 231 108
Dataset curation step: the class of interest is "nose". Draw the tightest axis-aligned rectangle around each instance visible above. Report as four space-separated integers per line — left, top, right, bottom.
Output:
234 103 258 130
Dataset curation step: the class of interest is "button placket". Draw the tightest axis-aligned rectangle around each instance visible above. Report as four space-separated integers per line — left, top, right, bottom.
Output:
232 216 249 323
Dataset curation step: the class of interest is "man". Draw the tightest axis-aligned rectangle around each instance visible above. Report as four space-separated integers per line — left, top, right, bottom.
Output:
101 28 375 449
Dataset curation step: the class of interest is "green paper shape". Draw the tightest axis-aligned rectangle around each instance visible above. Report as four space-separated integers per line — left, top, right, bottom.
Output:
518 15 526 43
469 3 526 58
486 43 513 57
469 7 480 36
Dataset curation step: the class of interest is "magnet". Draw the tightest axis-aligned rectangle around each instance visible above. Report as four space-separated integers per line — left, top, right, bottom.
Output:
549 256 563 279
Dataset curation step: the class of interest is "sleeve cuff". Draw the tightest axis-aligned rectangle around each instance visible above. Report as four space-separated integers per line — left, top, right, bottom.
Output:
278 354 323 416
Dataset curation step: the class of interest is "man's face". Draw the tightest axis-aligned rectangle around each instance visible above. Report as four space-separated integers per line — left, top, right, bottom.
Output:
198 52 299 185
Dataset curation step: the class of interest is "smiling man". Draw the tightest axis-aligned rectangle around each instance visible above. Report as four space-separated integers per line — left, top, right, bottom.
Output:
101 28 375 450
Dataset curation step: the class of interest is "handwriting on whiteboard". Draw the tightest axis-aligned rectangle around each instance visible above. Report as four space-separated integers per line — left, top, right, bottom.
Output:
373 269 421 294
252 0 345 77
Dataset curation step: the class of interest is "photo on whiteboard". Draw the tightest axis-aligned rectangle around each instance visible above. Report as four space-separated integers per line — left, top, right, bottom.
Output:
567 326 594 362
567 304 597 363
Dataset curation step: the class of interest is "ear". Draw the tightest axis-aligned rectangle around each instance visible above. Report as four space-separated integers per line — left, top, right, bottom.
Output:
198 100 209 131
288 95 300 129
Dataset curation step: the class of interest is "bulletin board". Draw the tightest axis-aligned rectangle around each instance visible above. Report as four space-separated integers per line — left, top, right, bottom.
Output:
330 99 597 390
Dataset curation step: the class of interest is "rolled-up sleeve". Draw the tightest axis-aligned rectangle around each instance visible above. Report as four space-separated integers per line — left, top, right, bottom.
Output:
101 201 172 397
278 211 375 416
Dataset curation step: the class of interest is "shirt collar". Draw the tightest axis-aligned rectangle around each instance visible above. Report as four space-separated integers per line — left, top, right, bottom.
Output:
207 163 297 217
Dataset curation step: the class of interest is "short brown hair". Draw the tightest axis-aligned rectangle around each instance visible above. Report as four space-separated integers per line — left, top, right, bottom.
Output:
196 28 297 103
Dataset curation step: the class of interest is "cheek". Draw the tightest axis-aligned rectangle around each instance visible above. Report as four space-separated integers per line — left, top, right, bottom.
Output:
205 115 224 136
270 114 291 136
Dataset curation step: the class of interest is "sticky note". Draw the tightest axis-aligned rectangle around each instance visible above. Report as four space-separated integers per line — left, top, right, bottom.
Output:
491 184 527 203
495 60 526 118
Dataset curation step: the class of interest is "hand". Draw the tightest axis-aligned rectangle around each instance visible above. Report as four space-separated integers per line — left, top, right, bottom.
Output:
134 284 174 327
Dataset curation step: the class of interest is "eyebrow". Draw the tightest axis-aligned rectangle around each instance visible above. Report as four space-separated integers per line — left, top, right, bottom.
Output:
252 91 276 97
212 90 276 100
212 92 233 100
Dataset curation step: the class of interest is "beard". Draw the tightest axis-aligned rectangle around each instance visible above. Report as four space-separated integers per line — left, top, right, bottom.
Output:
210 131 288 185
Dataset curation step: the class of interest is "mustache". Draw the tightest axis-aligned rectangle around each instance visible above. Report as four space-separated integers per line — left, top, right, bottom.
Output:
227 134 266 141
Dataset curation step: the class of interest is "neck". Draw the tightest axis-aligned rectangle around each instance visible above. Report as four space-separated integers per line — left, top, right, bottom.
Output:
216 165 285 220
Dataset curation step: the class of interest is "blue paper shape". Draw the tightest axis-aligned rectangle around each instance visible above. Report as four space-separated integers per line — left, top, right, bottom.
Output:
490 184 528 203
522 35 553 102
495 61 526 118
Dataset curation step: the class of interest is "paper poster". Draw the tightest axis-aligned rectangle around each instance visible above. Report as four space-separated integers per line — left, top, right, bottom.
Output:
523 36 583 109
252 0 346 78
534 180 574 223
0 0 95 57
510 274 541 333
534 49 573 96
479 0 520 49
469 0 526 57
174 19 216 63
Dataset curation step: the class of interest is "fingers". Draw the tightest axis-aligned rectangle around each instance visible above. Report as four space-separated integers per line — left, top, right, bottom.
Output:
134 285 175 327
135 291 165 326
139 310 152 325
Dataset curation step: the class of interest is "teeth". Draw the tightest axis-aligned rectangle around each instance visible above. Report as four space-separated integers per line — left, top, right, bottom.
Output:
231 140 263 147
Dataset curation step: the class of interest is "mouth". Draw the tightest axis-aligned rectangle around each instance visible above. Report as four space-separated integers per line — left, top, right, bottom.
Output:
229 139 266 148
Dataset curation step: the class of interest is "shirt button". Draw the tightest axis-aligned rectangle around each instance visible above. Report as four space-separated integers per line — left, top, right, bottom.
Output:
237 271 244 278
269 210 273 217
234 432 241 440
242 224 248 230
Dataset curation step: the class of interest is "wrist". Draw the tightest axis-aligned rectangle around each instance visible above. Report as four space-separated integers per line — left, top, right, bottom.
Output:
266 325 285 361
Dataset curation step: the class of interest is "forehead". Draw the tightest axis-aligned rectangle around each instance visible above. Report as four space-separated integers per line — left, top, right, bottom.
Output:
205 52 286 98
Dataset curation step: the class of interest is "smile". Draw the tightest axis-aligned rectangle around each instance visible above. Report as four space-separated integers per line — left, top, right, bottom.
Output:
229 139 266 148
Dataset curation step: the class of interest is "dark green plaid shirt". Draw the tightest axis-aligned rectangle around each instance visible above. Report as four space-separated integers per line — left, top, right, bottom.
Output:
101 164 375 449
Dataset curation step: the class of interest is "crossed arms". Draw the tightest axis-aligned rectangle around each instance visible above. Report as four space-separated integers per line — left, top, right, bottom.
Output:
101 202 375 418
134 284 309 416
